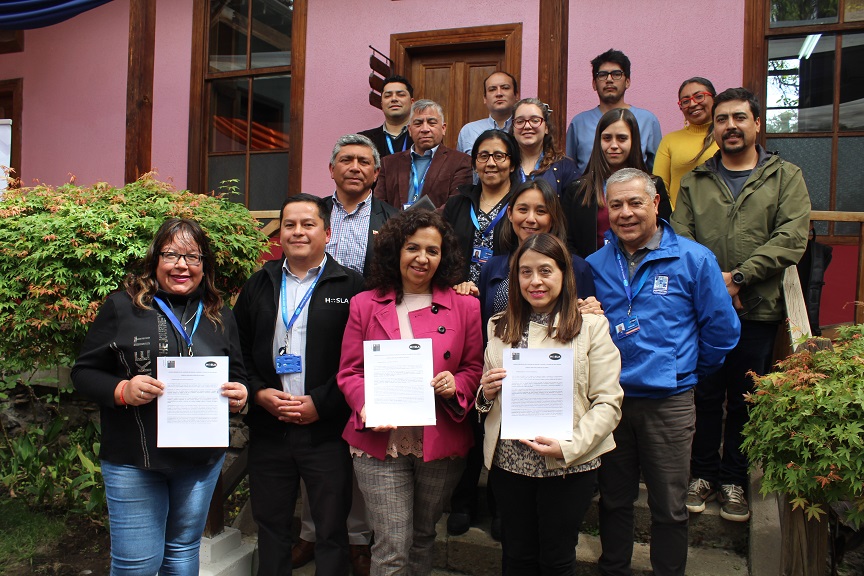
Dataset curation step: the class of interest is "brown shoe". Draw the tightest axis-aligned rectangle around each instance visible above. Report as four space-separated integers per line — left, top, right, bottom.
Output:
292 538 315 568
349 544 371 576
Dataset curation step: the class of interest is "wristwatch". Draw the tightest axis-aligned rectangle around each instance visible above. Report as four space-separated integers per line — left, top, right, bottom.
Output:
731 269 745 286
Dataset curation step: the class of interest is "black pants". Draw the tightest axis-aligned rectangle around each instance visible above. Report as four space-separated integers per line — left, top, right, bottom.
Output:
249 427 352 576
492 465 597 576
598 390 694 576
690 320 778 487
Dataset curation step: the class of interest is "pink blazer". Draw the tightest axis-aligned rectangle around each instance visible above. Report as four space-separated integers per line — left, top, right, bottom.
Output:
337 286 483 461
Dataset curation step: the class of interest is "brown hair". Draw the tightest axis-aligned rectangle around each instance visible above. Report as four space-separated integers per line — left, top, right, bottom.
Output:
499 179 568 253
509 98 565 175
125 218 223 327
493 233 582 344
577 108 647 208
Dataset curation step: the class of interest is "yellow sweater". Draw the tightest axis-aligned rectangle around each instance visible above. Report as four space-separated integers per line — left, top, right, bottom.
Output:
653 122 718 208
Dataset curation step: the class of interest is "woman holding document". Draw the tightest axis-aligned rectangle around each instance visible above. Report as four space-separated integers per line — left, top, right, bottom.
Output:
476 233 623 575
72 218 247 576
338 209 483 575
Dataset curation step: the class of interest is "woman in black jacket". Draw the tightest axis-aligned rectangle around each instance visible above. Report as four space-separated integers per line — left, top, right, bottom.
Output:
562 108 672 258
72 218 248 576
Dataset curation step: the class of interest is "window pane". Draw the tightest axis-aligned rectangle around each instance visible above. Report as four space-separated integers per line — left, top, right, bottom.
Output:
835 137 864 235
249 152 289 211
250 0 293 69
207 154 247 203
210 78 249 153
251 75 291 151
766 35 835 133
767 137 830 235
209 0 248 72
846 0 864 22
770 0 838 28
840 33 864 130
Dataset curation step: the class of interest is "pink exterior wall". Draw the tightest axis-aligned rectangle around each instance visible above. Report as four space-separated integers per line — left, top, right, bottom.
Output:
151 0 194 190
566 1 745 136
301 0 542 196
4 0 130 187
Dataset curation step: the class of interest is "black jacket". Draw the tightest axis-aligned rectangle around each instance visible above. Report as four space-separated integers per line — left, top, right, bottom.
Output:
562 175 673 258
324 195 398 277
233 256 365 444
357 125 413 159
71 290 247 469
443 183 513 281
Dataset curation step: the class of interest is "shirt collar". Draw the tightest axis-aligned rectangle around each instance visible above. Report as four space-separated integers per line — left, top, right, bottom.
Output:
383 124 408 139
331 190 373 212
489 115 512 130
282 254 327 282
411 144 439 158
618 226 663 257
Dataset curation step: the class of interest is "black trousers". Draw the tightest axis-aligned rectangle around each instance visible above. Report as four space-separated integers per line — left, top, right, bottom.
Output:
691 320 778 487
492 465 598 576
249 427 352 576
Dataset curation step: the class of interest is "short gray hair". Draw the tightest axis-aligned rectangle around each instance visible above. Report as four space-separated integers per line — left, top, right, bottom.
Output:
330 134 381 170
410 99 445 124
606 168 656 200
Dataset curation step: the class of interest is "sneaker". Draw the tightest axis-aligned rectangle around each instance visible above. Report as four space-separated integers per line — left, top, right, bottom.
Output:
686 478 715 513
717 484 751 522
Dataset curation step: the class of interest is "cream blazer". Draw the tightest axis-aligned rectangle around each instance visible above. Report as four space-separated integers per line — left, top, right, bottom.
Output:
479 313 623 471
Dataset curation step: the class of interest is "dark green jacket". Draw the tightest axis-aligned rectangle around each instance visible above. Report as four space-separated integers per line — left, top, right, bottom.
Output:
671 147 810 322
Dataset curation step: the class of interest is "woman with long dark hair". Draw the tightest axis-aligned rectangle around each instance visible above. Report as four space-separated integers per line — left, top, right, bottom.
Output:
478 233 622 575
653 77 718 207
72 218 248 575
562 108 672 258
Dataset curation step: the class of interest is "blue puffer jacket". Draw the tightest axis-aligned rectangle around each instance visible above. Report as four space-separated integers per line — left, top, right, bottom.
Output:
586 221 740 399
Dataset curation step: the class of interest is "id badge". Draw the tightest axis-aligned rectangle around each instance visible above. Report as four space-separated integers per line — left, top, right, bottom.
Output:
614 316 641 340
471 245 493 265
275 354 302 374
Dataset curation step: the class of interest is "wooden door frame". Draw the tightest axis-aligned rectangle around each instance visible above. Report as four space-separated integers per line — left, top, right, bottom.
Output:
0 77 22 185
390 23 523 93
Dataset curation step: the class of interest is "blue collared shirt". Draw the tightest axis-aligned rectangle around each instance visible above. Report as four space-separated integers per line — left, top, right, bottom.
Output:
326 191 372 274
456 115 513 154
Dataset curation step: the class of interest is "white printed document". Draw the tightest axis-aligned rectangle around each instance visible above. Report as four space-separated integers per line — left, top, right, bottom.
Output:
501 348 573 440
157 356 229 447
363 338 436 427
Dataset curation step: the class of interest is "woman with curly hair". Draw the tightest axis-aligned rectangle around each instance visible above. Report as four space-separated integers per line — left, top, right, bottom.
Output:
72 218 248 575
509 98 579 195
337 209 483 575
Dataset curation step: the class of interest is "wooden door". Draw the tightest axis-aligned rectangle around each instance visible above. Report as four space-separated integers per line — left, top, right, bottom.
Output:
391 24 522 150
409 49 503 149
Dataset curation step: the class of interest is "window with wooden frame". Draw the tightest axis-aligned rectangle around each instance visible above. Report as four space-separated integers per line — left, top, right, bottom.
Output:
745 0 864 240
189 0 305 210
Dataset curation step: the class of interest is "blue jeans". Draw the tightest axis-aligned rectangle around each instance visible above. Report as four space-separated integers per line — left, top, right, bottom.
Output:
101 455 224 576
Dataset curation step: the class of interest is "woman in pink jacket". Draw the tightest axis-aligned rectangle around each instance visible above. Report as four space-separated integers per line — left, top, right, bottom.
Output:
338 209 483 576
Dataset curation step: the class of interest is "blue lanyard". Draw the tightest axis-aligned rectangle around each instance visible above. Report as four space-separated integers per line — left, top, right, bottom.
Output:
153 297 203 355
385 132 408 156
517 154 544 183
281 265 326 334
470 203 508 238
409 156 430 204
613 247 651 316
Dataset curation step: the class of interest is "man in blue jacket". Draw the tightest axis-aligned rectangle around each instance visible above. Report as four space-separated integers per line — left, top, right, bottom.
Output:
586 168 740 576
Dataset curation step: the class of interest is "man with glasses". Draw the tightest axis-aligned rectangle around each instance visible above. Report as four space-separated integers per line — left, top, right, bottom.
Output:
565 49 662 176
456 71 520 154
374 99 472 210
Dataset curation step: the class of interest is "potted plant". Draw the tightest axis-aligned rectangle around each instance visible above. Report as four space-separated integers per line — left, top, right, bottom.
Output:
742 325 864 575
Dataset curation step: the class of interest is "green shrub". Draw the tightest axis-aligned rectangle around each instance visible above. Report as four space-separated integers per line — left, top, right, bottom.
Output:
0 174 269 377
742 324 864 527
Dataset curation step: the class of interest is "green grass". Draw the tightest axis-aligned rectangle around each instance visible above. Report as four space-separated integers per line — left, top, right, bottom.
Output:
0 497 67 572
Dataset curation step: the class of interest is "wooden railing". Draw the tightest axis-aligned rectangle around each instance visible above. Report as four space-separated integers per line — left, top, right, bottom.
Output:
203 208 864 536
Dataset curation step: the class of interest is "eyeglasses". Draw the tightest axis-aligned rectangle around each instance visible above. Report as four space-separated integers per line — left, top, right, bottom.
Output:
514 116 545 129
476 151 510 164
160 252 203 266
678 91 713 109
595 70 625 80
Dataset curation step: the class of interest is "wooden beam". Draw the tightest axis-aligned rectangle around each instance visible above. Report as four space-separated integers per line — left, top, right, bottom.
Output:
288 0 308 196
124 0 157 184
537 0 568 149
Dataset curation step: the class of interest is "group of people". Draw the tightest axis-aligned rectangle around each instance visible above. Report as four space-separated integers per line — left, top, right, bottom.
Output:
71 46 812 576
